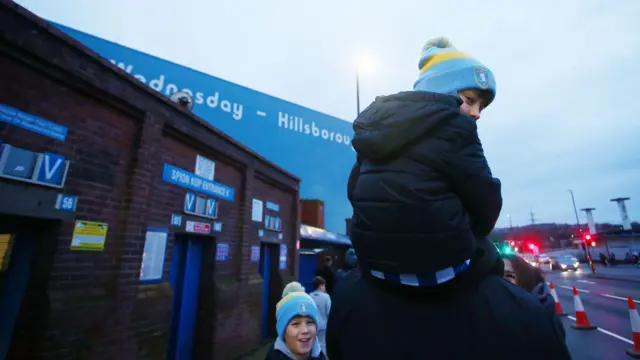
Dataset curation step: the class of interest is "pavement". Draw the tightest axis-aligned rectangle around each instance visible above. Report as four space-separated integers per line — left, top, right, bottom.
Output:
586 263 640 283
235 342 271 360
544 264 640 359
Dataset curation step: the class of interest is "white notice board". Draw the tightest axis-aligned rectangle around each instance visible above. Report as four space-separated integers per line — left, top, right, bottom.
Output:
252 199 263 222
195 155 215 181
140 227 168 283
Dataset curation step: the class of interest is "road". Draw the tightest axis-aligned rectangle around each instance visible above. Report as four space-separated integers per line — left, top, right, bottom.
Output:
544 264 640 359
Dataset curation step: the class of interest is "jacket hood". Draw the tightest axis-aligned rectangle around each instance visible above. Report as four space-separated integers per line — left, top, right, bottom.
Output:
352 91 472 161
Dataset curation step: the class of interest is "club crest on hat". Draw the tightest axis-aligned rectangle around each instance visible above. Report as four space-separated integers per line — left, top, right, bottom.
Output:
298 301 308 314
474 68 491 89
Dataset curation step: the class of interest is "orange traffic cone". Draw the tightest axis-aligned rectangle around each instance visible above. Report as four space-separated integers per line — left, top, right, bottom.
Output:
626 296 640 358
549 282 567 316
570 286 597 330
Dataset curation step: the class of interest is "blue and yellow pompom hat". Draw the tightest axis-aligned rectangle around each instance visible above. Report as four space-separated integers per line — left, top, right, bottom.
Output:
413 37 497 107
275 291 320 340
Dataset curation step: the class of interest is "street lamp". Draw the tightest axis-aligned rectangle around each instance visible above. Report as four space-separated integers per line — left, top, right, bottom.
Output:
567 189 590 263
567 190 581 229
355 57 375 116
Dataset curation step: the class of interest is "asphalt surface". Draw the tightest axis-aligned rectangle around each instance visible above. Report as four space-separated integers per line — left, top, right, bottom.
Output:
544 264 640 359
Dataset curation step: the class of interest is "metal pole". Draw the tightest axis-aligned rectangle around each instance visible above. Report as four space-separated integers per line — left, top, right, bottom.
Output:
568 190 581 227
356 69 361 116
568 189 588 260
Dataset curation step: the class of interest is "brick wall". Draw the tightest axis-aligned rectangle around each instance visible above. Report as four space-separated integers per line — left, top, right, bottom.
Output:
0 2 300 359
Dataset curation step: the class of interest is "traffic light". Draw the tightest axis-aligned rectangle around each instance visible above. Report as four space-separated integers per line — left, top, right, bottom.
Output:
501 240 513 254
528 243 535 250
585 234 595 246
510 241 515 247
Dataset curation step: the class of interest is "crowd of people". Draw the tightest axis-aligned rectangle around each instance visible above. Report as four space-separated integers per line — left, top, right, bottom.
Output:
264 36 572 360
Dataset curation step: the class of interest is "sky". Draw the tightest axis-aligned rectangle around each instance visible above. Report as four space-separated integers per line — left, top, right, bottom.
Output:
16 0 640 229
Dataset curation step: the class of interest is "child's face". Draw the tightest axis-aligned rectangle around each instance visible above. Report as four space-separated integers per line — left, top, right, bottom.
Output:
458 89 486 121
284 315 317 357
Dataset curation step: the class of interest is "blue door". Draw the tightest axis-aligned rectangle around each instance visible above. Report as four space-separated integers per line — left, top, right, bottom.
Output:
298 253 319 293
167 237 204 360
0 234 36 360
260 244 271 339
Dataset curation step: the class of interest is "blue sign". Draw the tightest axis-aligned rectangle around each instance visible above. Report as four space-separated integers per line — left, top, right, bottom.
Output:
1 146 38 179
266 201 280 212
213 221 222 232
0 104 68 141
36 152 66 185
206 198 217 217
216 243 230 262
54 22 355 233
171 214 182 227
184 192 196 213
163 164 235 202
55 194 78 212
279 244 288 270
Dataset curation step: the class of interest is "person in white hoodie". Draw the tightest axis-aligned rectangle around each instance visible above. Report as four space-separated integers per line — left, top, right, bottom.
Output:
309 276 331 356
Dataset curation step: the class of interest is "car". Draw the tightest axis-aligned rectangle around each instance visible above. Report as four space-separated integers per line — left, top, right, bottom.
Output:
550 255 580 271
520 254 539 267
538 254 550 264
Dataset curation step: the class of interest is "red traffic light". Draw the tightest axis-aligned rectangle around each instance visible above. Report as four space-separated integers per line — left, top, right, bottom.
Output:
510 241 515 246
528 244 535 250
585 234 592 240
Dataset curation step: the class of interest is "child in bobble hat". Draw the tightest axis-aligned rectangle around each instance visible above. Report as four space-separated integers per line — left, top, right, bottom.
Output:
328 36 572 360
265 285 326 360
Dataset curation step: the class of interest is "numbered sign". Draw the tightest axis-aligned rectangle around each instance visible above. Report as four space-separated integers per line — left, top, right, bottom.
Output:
55 194 78 212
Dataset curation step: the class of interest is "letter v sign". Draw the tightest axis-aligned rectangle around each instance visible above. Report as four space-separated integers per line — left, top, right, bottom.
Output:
36 152 66 185
184 192 196 213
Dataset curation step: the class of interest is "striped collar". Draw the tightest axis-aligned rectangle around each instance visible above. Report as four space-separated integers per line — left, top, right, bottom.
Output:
370 258 471 287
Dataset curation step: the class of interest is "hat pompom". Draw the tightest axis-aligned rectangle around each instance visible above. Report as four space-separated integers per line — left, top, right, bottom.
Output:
281 281 305 298
422 37 453 53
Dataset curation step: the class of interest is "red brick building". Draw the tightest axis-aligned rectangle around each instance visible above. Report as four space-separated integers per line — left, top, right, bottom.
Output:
0 2 300 359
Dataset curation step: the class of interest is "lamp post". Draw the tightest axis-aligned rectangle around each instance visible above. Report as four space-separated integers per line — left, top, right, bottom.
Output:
568 189 590 265
567 189 581 229
356 69 361 115
355 57 375 116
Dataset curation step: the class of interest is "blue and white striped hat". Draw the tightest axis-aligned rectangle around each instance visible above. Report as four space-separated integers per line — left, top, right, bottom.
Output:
413 37 496 107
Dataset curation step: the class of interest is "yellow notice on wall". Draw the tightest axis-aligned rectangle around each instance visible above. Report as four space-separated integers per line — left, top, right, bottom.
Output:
0 234 15 271
70 221 108 251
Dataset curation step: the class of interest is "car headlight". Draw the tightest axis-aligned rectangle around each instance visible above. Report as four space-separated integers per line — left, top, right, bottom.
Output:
561 264 567 268
574 262 580 267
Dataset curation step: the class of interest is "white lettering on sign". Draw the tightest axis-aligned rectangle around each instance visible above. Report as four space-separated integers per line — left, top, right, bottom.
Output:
171 169 190 184
184 193 195 212
185 220 211 234
201 181 230 198
109 60 244 121
43 155 63 180
108 60 353 151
